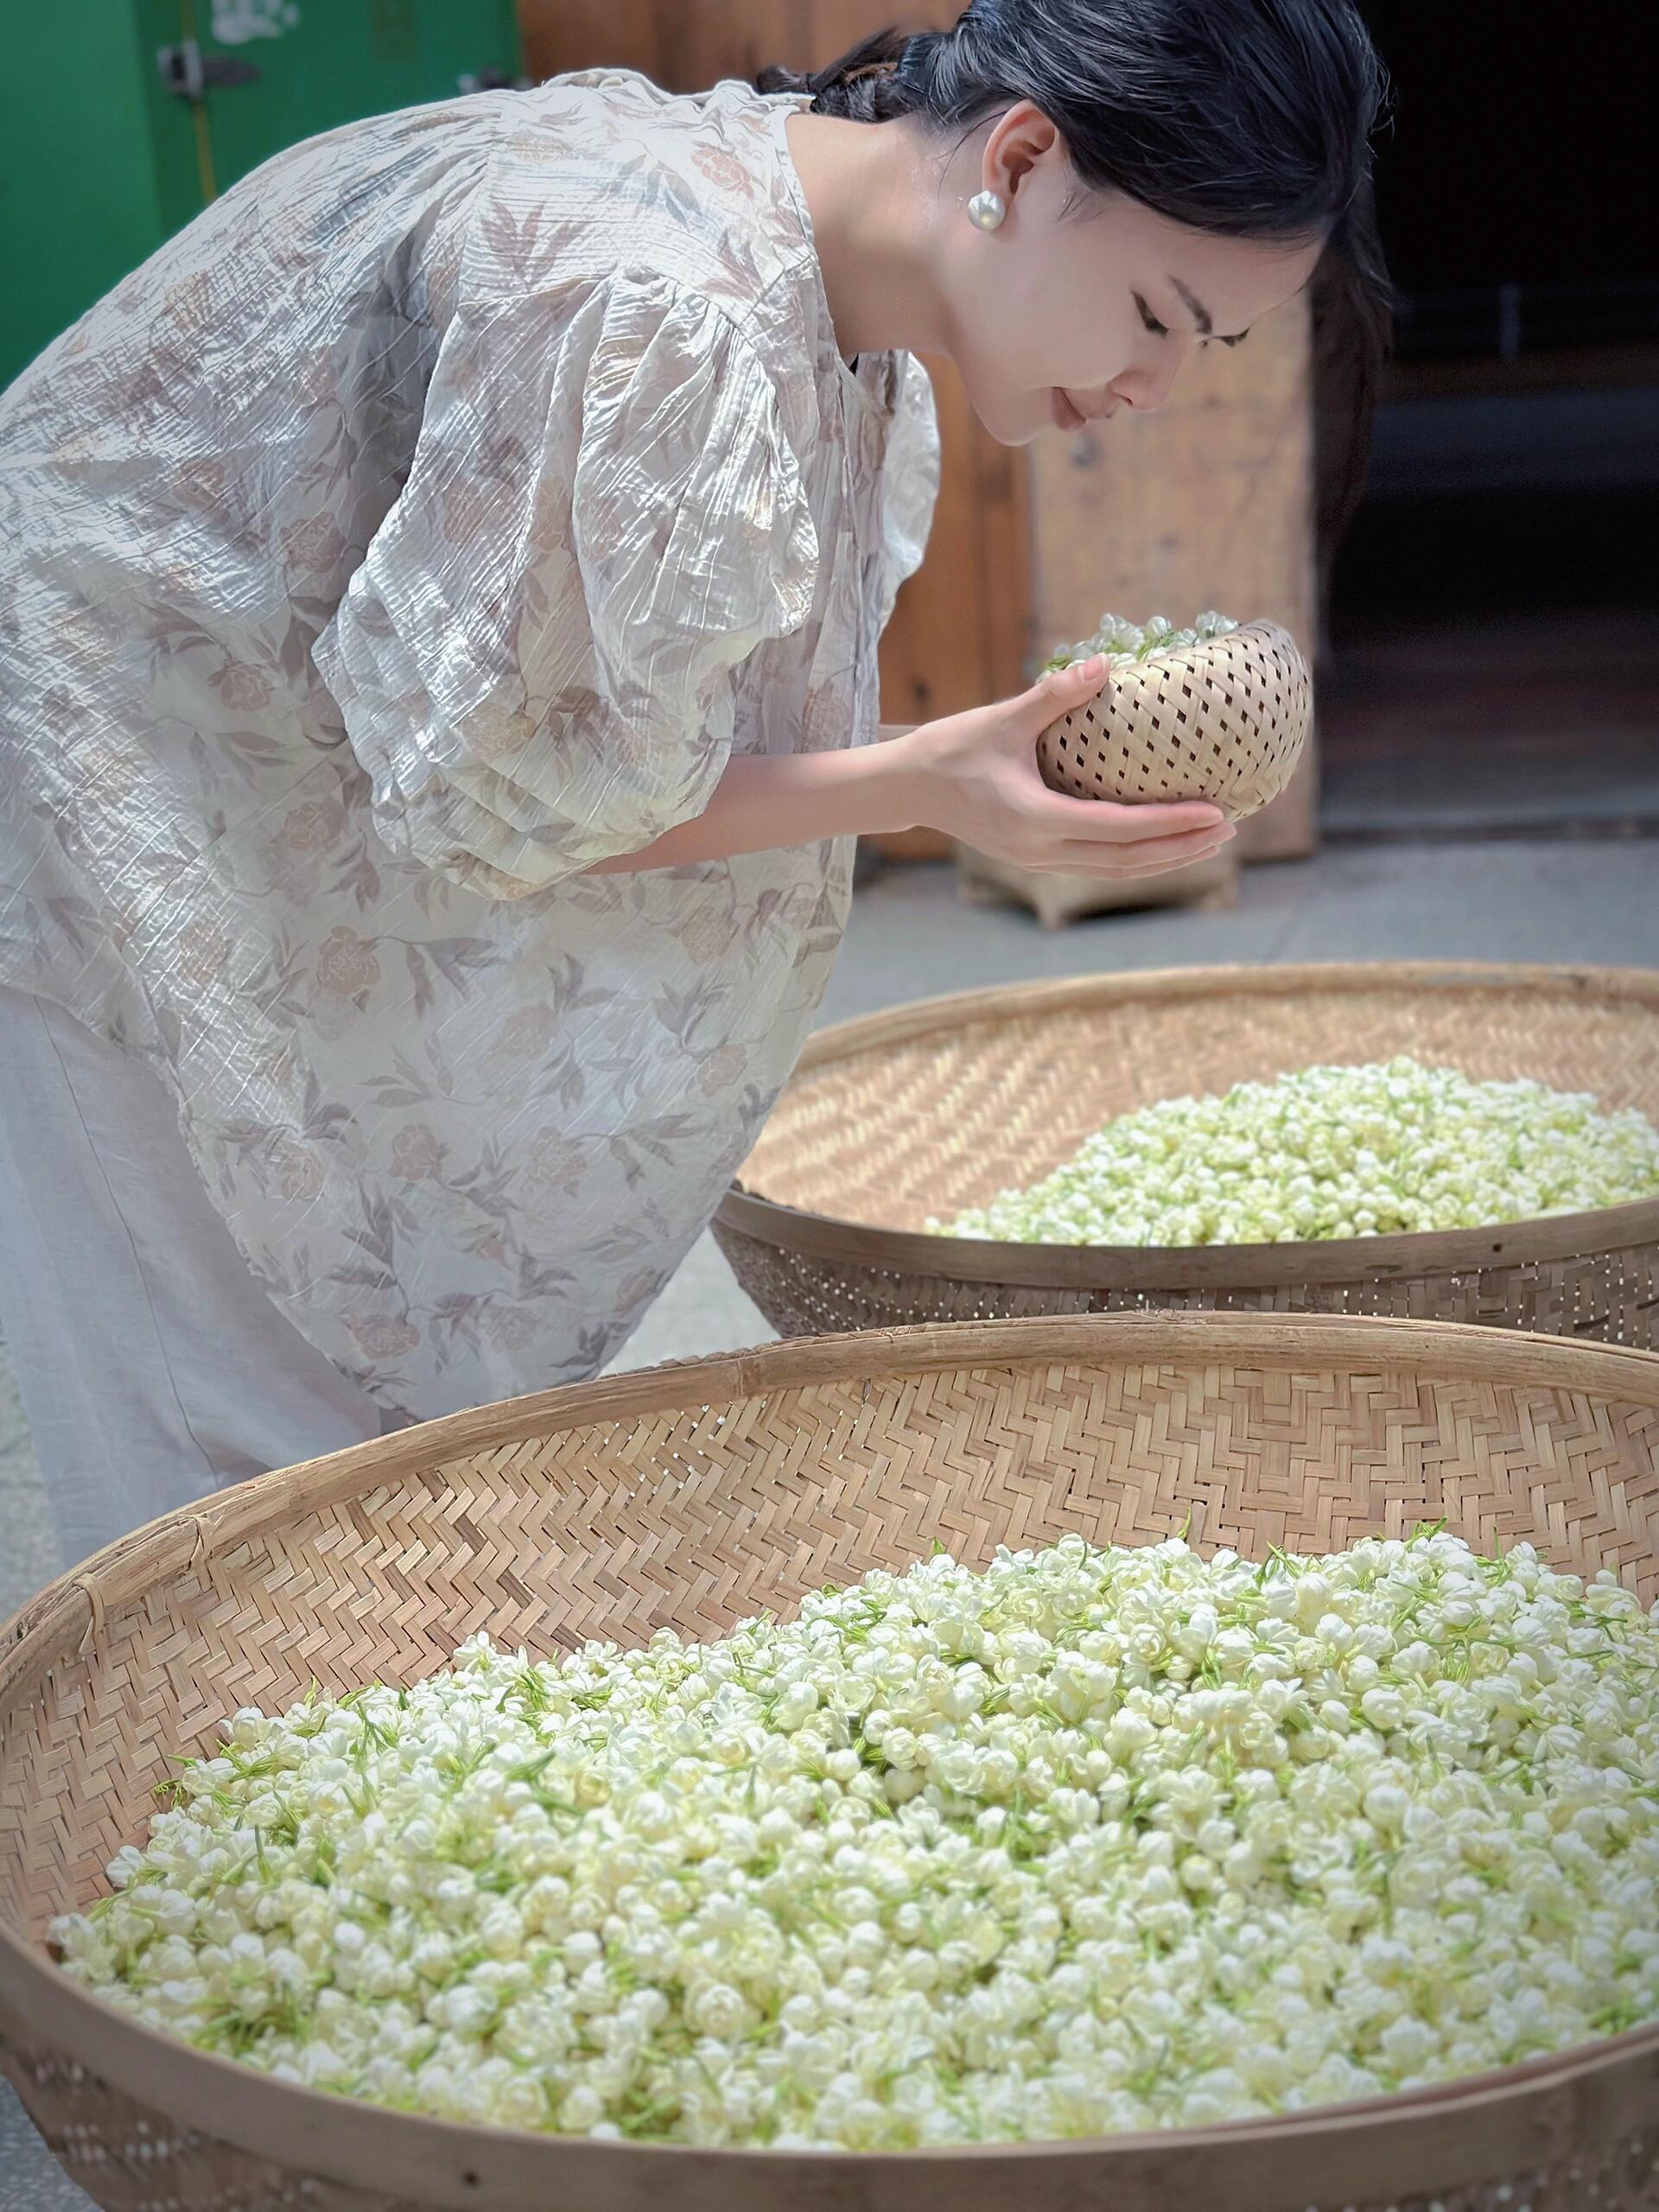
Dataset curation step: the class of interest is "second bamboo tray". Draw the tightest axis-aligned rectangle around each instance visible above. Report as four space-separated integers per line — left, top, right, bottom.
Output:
714 963 1659 1345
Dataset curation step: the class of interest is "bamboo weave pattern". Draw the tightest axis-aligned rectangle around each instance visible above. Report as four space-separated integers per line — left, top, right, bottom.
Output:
1037 620 1311 817
717 966 1659 1347
3 1317 1659 2209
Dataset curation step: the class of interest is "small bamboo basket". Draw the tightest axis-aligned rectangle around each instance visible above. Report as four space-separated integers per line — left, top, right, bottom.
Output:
5 1313 1659 2212
713 963 1659 1344
1036 619 1312 817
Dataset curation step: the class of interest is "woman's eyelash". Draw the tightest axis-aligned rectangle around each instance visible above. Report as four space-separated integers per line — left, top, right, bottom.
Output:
1136 293 1247 349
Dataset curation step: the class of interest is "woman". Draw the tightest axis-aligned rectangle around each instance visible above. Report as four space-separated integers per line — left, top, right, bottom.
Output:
0 1 1388 1567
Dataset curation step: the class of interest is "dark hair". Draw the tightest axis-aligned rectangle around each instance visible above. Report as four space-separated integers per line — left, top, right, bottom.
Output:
758 2 1393 542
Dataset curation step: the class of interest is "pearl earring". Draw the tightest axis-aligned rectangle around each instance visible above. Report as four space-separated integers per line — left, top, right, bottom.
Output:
967 189 1007 232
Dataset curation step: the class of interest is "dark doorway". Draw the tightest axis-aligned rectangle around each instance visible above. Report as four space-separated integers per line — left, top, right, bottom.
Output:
1319 4 1659 840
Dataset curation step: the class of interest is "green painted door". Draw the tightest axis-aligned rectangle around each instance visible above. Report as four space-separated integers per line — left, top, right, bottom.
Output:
0 3 177 387
162 0 522 206
0 1 522 387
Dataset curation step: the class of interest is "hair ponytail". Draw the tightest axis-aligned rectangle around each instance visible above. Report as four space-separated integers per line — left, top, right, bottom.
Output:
756 29 927 124
1311 176 1394 556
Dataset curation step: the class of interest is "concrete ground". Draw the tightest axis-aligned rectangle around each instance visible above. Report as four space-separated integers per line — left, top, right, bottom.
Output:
4 835 1658 2209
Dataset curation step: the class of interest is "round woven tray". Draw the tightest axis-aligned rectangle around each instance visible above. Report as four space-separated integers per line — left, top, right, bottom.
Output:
4 1313 1659 2212
1036 620 1312 817
713 963 1659 1345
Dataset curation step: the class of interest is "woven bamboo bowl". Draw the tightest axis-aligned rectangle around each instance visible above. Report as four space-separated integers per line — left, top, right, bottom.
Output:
5 1313 1659 2212
1037 619 1312 817
713 962 1659 1344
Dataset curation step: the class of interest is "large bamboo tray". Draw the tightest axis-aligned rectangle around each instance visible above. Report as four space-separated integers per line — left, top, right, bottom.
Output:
715 963 1659 1345
6 1318 1659 2212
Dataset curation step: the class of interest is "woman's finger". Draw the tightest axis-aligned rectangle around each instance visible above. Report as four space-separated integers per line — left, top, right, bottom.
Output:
1052 830 1234 878
1001 655 1110 737
1018 788 1232 844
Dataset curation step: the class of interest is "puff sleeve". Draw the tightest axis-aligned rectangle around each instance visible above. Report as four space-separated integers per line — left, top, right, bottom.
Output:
315 271 820 896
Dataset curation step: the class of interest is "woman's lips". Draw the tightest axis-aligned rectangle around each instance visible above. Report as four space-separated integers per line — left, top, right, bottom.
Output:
1052 391 1123 431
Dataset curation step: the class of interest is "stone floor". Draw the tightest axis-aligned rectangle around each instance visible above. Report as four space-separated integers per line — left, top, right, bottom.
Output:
4 834 1659 2209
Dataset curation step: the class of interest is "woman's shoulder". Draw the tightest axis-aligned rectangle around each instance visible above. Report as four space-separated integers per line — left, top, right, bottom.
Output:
477 71 821 350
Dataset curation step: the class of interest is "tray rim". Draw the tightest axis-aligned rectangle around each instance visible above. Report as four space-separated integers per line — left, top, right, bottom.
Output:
720 961 1659 1287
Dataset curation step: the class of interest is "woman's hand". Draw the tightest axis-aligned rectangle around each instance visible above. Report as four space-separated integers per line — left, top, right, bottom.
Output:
892 655 1234 878
591 655 1231 876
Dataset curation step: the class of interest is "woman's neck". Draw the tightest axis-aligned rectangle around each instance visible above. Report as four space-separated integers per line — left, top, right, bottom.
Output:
784 110 950 362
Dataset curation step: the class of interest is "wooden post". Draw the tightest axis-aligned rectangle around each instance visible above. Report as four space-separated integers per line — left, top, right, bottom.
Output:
1025 293 1320 861
871 352 1029 860
518 0 667 79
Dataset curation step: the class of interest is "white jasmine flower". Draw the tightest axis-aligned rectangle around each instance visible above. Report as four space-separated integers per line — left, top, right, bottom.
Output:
58 1531 1659 2148
929 1058 1659 1246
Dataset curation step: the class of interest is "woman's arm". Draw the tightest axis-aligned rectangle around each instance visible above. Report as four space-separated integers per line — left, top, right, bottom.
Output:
590 658 1234 880
586 742 919 873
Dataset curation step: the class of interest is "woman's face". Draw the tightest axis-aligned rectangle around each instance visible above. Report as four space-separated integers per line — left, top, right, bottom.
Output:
936 105 1325 447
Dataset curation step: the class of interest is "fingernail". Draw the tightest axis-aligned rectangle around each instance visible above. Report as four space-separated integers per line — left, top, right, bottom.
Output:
1080 654 1107 680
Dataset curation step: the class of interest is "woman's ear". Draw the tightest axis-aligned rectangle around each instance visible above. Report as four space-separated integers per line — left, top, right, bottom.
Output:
982 101 1068 207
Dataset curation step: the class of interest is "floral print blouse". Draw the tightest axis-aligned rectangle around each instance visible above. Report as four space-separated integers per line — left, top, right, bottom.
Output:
0 70 938 1421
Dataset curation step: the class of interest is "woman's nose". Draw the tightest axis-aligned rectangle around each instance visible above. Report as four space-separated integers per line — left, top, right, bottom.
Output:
1110 349 1184 416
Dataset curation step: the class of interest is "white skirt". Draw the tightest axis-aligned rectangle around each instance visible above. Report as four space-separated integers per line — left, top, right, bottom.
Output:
0 988 391 1573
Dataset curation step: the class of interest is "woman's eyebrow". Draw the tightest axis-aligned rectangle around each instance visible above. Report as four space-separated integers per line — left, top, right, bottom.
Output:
1166 272 1251 346
1166 274 1214 334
